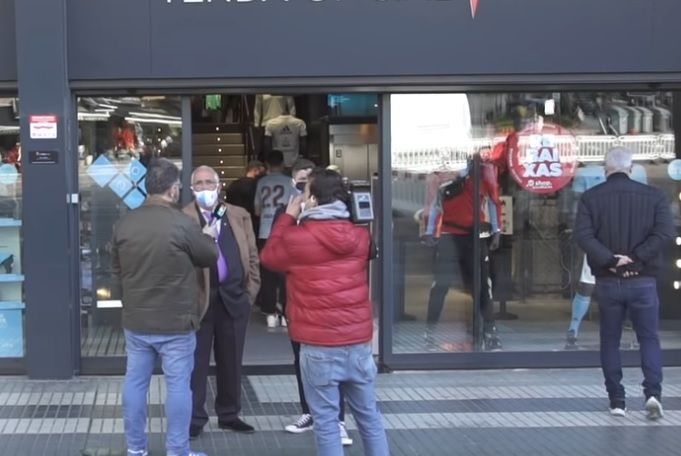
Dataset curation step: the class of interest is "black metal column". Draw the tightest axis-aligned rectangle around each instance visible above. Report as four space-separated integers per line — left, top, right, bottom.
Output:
16 0 77 378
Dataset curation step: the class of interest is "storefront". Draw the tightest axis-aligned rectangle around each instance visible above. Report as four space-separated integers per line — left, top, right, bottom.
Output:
1 0 681 378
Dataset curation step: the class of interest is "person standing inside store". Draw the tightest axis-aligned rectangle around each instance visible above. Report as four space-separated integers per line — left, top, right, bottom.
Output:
574 147 674 419
254 150 297 327
261 169 389 456
185 166 261 438
112 158 218 456
225 160 265 236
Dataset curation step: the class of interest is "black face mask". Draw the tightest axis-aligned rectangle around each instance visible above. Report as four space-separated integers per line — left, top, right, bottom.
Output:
295 182 306 192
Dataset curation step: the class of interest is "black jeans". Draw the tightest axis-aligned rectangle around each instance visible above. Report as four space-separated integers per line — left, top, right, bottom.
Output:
426 233 494 328
595 277 662 401
256 239 287 314
291 339 345 420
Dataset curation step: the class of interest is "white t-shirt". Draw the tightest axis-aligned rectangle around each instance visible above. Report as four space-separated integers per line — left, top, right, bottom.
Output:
254 172 296 239
265 115 307 167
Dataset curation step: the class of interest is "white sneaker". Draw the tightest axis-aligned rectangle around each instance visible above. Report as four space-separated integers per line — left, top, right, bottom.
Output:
266 314 278 328
127 451 148 456
285 414 313 433
339 422 353 446
280 316 288 328
609 407 626 417
645 396 664 420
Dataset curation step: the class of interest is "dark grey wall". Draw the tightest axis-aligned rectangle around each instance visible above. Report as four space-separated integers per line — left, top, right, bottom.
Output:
0 0 17 82
67 0 681 81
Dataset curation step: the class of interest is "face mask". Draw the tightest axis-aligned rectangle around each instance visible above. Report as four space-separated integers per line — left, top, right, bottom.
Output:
295 182 306 193
194 189 219 210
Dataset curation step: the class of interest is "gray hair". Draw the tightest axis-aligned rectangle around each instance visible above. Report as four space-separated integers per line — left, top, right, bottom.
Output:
604 147 633 174
190 165 219 184
146 158 180 195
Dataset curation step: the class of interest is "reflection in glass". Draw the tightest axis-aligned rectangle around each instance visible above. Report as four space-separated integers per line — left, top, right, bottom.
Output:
391 91 681 354
78 97 182 357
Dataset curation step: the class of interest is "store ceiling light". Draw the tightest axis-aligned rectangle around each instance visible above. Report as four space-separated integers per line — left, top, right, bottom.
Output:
675 281 680 290
125 117 181 126
677 259 681 268
677 237 681 246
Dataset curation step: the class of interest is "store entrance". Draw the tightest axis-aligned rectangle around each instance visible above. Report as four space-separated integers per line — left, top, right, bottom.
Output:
189 93 379 367
76 93 378 372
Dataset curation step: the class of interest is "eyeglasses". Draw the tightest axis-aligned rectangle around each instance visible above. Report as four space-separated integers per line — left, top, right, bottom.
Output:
191 179 219 191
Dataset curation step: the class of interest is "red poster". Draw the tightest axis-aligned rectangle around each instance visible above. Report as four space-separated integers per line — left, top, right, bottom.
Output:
507 122 578 194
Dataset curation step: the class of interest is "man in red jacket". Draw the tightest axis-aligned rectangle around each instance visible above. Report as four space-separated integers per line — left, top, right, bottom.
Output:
261 169 389 456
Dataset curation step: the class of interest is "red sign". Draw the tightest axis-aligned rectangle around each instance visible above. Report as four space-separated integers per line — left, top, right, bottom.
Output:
507 122 578 194
29 115 59 139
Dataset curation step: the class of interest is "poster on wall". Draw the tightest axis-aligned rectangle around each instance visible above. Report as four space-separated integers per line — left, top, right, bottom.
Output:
507 121 578 194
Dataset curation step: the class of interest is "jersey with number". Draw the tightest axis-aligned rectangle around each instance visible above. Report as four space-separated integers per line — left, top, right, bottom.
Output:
254 172 295 239
265 115 307 167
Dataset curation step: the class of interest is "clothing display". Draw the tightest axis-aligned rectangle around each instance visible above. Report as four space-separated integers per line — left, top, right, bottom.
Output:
254 94 296 127
265 115 307 167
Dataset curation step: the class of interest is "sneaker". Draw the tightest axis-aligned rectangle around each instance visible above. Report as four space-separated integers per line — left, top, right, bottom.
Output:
280 315 288 328
339 422 353 446
609 399 627 417
127 451 148 456
645 396 664 420
565 330 578 350
188 452 207 456
285 414 314 433
267 314 278 328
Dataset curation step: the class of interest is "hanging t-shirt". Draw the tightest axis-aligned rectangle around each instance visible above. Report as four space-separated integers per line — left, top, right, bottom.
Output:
254 172 296 239
254 95 296 127
265 115 308 167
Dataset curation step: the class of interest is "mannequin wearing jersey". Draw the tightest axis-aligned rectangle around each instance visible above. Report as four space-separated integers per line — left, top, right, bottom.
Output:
565 163 648 348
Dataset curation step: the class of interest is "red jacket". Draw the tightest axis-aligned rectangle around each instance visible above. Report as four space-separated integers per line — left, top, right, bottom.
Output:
260 214 373 347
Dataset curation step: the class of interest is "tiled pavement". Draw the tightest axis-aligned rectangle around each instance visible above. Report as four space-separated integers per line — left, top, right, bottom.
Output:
1 368 680 455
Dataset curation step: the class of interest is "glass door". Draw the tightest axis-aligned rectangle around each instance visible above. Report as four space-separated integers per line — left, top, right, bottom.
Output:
78 96 183 362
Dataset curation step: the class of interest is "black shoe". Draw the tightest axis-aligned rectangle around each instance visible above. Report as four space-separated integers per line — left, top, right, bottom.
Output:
189 424 203 439
565 330 578 350
218 418 255 433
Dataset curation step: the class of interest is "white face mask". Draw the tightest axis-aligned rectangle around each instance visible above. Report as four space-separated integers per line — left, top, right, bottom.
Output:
194 189 219 210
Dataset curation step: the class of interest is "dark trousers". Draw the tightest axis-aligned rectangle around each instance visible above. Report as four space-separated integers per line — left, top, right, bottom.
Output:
291 339 345 421
426 234 494 327
191 296 249 427
257 239 287 314
595 277 663 401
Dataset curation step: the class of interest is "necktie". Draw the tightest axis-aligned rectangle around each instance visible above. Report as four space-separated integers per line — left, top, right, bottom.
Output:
205 211 229 282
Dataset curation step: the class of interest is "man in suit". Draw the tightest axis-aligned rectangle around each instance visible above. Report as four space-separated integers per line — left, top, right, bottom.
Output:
184 166 261 438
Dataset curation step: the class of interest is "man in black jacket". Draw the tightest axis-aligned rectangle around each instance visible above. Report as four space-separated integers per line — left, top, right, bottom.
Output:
574 147 675 420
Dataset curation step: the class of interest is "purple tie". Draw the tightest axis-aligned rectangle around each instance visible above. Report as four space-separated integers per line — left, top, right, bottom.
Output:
206 211 229 282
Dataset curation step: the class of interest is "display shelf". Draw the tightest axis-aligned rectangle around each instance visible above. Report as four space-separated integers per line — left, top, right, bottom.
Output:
0 219 21 228
0 301 24 310
0 274 25 283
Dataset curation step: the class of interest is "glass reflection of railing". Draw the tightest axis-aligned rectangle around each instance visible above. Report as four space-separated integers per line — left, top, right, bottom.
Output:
393 134 676 171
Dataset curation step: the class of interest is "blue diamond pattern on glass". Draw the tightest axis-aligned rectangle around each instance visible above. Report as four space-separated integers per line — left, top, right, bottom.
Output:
138 177 146 195
86 155 117 188
108 174 134 198
123 188 146 210
127 160 147 183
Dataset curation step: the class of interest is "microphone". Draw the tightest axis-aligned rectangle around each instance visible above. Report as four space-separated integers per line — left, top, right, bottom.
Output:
212 202 227 221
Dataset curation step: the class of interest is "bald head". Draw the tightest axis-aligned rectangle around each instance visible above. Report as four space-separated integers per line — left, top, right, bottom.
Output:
191 166 219 185
604 147 633 177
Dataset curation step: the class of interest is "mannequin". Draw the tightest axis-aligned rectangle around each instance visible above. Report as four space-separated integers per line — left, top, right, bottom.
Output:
423 159 504 350
264 108 308 168
565 163 648 348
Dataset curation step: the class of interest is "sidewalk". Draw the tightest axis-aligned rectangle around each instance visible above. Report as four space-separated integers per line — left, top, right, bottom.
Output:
1 368 680 455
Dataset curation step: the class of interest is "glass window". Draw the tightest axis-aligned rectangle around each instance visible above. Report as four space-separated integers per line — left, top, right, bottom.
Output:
391 91 681 354
0 96 23 358
78 96 182 357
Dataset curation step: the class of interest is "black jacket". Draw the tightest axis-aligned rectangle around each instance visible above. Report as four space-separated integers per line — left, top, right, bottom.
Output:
574 173 675 278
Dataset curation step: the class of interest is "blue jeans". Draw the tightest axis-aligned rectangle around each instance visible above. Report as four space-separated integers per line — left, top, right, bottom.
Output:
301 343 390 456
595 277 663 401
123 330 197 456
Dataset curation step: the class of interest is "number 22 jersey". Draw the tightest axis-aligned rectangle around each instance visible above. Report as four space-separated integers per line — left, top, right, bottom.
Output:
254 172 295 239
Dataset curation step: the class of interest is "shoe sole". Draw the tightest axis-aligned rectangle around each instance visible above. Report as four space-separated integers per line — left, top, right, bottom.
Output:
342 439 354 446
284 426 313 434
609 408 626 417
645 400 663 420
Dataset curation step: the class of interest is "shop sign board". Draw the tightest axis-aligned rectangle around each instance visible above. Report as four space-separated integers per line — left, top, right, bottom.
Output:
508 122 578 194
29 115 58 140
